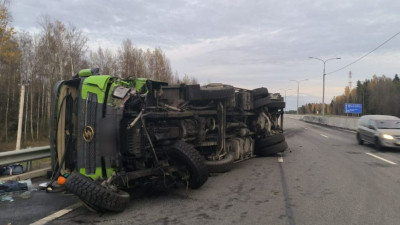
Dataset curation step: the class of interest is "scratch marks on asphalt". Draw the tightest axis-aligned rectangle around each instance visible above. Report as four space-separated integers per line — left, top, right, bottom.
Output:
278 153 296 225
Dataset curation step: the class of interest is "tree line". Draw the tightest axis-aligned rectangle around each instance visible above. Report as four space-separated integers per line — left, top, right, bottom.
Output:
295 73 400 116
0 2 197 149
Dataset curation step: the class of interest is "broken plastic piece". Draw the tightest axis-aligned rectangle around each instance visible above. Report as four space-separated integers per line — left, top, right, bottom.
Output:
18 191 31 199
39 182 48 190
18 179 33 191
0 194 14 202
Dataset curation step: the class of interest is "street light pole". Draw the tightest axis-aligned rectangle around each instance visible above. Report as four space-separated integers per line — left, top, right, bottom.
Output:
279 88 292 106
309 57 341 116
290 79 308 115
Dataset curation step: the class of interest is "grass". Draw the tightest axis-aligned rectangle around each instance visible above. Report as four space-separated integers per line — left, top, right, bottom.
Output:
30 158 51 170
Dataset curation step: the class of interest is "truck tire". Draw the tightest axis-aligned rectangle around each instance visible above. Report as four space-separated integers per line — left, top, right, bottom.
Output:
168 141 209 189
253 96 271 109
256 141 288 156
257 133 285 148
252 87 269 99
266 101 285 109
64 172 130 212
200 84 235 100
204 153 235 173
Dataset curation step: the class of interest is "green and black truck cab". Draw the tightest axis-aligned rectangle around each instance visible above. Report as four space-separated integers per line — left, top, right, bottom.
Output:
50 68 287 212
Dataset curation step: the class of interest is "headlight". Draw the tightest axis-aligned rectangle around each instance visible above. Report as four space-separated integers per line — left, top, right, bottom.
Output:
382 134 394 140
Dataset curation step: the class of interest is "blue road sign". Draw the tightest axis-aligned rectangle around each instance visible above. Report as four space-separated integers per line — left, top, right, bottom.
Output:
345 103 362 114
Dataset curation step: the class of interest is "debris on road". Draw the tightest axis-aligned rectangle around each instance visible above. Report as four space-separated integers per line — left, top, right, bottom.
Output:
0 180 28 192
0 164 24 176
0 179 34 202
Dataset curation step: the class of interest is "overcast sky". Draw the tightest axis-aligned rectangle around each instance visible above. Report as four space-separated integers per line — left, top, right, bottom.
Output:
9 0 400 110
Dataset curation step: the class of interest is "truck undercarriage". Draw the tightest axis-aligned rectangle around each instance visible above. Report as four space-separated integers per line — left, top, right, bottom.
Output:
50 68 287 212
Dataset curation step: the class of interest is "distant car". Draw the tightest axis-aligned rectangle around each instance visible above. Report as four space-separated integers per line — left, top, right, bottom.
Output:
357 115 400 150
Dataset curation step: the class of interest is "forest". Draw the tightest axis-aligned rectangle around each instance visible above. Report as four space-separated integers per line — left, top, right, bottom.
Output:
0 2 196 150
297 74 400 117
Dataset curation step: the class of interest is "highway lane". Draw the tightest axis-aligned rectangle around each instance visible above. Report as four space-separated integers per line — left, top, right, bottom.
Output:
284 118 400 225
5 118 400 224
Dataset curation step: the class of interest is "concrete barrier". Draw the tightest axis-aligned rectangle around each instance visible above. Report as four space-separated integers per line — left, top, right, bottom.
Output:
285 114 359 131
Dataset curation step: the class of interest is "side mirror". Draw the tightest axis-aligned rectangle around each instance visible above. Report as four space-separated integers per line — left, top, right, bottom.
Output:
368 125 375 130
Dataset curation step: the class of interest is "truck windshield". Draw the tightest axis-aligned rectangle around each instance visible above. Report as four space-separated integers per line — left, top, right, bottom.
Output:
375 120 400 129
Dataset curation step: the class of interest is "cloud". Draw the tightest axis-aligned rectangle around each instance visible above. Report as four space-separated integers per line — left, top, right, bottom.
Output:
8 0 400 110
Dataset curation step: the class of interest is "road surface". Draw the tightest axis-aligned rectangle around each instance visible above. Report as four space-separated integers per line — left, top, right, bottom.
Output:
3 118 400 225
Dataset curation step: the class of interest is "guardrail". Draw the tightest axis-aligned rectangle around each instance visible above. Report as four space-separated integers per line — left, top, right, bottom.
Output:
0 146 50 166
0 146 51 181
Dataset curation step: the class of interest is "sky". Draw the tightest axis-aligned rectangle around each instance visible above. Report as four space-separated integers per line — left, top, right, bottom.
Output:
9 0 400 110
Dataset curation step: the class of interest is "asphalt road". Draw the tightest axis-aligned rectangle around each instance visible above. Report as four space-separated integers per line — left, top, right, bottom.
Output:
282 118 400 225
0 176 78 225
4 118 400 225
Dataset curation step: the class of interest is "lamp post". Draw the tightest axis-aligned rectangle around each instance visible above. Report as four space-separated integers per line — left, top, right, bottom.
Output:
290 79 308 115
309 57 341 116
279 88 292 107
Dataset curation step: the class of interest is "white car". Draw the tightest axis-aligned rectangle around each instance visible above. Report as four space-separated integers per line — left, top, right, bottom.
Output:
357 115 400 151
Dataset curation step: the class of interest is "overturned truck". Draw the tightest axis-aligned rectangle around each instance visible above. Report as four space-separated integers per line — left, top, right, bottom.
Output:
50 68 287 212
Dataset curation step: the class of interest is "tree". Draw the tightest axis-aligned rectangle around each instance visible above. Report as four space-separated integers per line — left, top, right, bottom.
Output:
394 74 399 83
0 8 182 149
0 1 20 144
181 74 190 84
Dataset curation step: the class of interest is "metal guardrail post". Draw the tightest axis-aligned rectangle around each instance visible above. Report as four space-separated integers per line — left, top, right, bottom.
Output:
26 160 32 171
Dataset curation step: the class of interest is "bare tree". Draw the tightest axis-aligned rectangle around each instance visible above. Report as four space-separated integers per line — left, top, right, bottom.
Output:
0 8 184 149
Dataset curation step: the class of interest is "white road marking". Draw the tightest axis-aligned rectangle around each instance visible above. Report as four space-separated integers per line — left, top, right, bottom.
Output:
366 153 397 165
30 202 81 225
320 134 328 138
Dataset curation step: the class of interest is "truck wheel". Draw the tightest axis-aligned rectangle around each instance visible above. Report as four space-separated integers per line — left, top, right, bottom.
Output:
64 172 130 212
356 133 364 145
200 84 235 100
266 101 285 109
253 96 271 109
257 133 285 148
168 141 209 189
252 87 269 99
204 153 235 173
256 141 288 156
